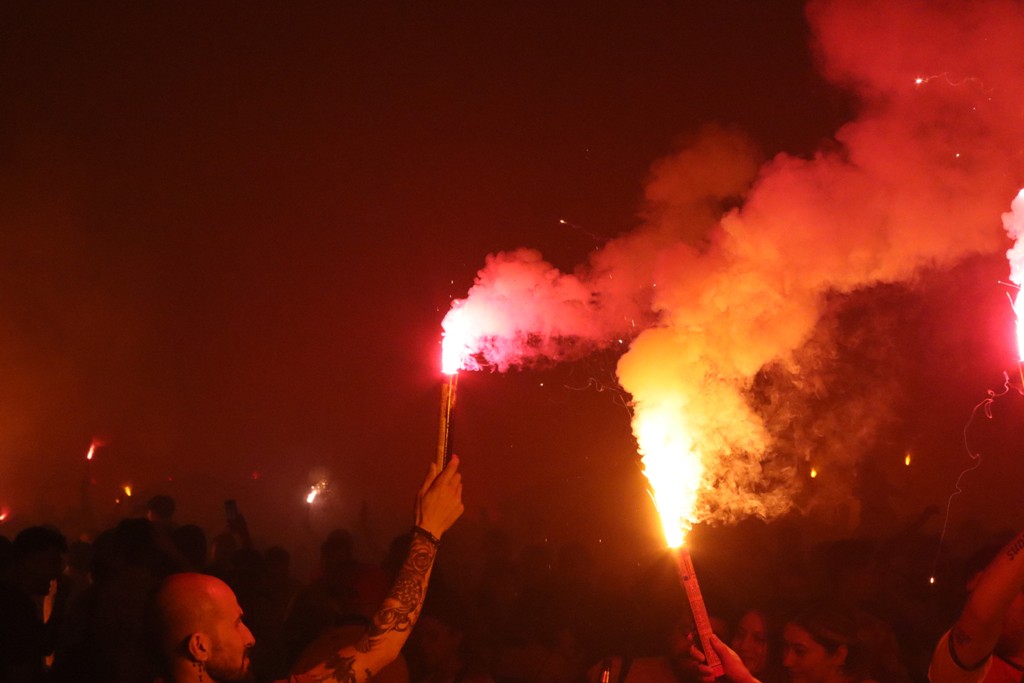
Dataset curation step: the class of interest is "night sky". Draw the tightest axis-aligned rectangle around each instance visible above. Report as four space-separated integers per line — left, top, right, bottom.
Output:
2 2 1022 575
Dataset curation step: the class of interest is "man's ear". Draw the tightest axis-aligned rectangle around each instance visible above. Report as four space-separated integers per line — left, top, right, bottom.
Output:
187 633 212 662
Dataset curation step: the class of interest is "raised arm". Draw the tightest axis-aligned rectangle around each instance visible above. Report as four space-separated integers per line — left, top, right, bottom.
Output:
945 528 1024 669
294 456 464 683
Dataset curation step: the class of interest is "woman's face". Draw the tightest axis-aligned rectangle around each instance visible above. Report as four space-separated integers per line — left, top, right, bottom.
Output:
731 610 769 674
781 623 847 683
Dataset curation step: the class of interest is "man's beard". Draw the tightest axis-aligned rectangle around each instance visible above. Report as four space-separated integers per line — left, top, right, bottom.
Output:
206 648 255 683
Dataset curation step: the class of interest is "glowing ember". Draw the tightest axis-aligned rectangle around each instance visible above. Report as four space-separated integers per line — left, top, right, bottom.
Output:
634 405 702 548
123 484 132 497
810 467 818 479
306 489 318 504
905 453 912 466
0 508 8 522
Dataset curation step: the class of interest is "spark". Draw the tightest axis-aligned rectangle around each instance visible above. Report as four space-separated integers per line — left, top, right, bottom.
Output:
306 479 328 505
929 576 936 585
123 484 133 497
905 453 912 466
912 72 991 92
810 467 818 479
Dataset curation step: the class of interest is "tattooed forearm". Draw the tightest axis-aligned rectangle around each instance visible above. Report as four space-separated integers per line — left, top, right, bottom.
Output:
312 653 357 683
366 534 436 641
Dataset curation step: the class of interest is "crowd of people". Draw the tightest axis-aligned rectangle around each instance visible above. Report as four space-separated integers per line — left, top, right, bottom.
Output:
1 457 1021 683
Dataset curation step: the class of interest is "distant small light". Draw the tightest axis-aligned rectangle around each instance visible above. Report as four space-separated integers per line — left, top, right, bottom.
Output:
929 576 936 585
810 467 818 479
123 484 133 497
915 77 924 85
0 509 9 522
251 471 261 480
905 453 912 466
306 479 328 505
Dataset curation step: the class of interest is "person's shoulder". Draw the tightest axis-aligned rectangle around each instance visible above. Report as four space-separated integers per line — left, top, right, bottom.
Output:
928 630 993 683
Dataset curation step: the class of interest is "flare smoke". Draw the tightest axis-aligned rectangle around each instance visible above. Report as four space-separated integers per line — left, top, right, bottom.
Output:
442 0 1024 526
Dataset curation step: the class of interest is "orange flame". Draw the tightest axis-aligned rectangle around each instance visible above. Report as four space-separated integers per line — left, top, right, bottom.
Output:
123 484 132 497
635 405 703 548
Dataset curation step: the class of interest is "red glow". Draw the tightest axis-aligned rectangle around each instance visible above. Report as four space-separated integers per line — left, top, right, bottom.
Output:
1015 290 1024 360
0 508 9 523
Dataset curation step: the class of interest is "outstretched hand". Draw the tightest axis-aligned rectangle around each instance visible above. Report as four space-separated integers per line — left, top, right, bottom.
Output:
416 456 464 540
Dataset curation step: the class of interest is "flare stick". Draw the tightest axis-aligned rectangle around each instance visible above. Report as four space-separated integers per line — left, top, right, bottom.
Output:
676 547 724 678
436 372 458 470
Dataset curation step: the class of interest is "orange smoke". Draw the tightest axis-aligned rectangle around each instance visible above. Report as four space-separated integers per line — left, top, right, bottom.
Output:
442 0 1024 536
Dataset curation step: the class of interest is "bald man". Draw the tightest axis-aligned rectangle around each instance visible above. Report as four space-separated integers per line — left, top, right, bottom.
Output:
155 456 464 683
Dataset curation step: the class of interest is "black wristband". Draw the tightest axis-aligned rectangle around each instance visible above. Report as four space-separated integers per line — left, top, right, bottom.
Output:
412 525 440 546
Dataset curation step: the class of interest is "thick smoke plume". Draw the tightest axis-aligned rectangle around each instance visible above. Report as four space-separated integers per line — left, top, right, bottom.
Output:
443 0 1024 527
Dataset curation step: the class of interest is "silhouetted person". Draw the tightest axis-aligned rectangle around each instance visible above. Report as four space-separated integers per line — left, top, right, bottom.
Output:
408 601 494 683
146 494 177 531
172 524 208 572
0 526 67 683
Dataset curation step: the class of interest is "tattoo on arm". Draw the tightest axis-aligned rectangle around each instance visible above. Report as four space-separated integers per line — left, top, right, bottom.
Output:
313 653 357 683
358 534 437 653
1006 533 1024 561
